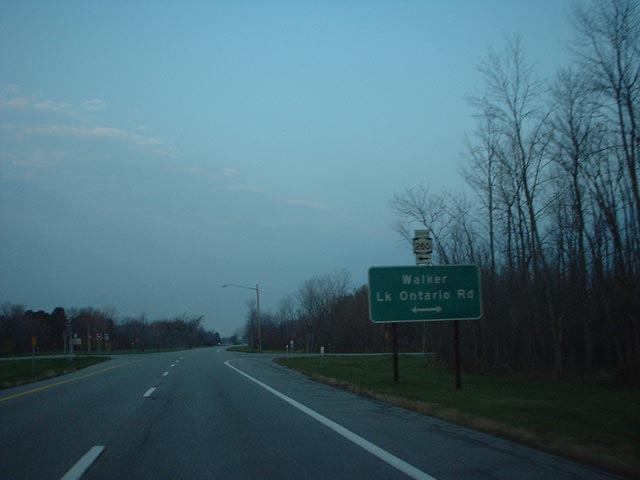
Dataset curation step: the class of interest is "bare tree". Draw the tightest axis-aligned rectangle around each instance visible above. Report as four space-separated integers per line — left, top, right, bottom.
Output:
572 0 640 270
389 184 453 264
297 269 351 353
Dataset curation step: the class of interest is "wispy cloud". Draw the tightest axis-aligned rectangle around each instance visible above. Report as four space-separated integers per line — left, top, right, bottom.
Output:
0 93 106 116
5 97 29 109
81 99 106 112
32 100 76 115
20 124 175 158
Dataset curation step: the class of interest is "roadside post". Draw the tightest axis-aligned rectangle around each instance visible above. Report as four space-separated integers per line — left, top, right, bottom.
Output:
368 259 481 389
31 336 37 377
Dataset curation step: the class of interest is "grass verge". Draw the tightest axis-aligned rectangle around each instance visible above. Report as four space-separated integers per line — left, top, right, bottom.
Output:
0 357 110 389
275 354 639 478
227 346 286 354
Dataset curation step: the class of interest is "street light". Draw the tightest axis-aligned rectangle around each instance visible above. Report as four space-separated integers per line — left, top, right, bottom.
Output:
222 283 261 352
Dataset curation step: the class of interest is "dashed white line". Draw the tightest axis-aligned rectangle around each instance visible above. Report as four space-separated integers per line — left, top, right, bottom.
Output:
60 445 105 480
171 364 176 368
143 387 156 398
162 371 168 377
224 360 436 480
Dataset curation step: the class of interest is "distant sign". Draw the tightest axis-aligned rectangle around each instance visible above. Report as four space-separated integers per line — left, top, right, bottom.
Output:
368 265 482 323
31 336 38 346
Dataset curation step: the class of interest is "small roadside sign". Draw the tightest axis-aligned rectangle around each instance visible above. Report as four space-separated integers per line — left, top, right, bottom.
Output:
416 253 432 265
413 230 433 255
31 336 38 346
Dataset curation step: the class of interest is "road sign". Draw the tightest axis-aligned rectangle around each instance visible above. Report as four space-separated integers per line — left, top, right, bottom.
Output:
415 253 432 265
413 230 433 255
368 265 482 322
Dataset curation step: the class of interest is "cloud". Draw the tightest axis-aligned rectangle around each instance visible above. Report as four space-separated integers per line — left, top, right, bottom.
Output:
33 100 75 115
0 93 106 116
223 168 240 176
81 99 106 112
5 97 29 109
20 124 175 158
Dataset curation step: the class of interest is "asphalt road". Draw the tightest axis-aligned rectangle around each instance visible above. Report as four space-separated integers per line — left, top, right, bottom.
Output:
0 348 625 480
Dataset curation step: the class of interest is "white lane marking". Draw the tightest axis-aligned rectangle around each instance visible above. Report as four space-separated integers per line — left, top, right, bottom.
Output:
171 364 176 368
60 445 105 480
143 387 156 398
216 349 221 353
224 360 436 480
162 371 169 377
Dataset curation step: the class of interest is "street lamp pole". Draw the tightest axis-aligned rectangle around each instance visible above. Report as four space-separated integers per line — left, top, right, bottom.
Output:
255 283 261 353
222 283 261 352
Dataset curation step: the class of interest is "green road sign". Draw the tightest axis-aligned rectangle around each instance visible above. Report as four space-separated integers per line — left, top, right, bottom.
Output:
368 265 482 323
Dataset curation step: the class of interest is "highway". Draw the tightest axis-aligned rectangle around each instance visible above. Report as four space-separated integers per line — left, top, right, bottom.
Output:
0 348 623 479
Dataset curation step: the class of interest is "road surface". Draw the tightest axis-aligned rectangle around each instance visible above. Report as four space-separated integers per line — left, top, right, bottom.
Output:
0 348 624 479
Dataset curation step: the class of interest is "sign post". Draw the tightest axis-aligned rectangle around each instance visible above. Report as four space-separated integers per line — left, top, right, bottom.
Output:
31 336 37 377
369 264 482 389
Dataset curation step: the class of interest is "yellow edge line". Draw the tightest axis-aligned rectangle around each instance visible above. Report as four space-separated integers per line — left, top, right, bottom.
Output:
0 360 142 403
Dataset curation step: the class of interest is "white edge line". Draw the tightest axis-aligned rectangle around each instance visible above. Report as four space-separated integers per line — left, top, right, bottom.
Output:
60 445 105 480
143 387 156 398
224 360 436 480
162 371 169 376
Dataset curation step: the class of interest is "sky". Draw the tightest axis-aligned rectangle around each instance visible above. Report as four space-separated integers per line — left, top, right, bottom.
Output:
1 0 577 336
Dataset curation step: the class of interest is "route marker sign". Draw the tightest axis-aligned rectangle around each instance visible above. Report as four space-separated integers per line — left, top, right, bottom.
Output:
368 265 482 323
413 230 433 254
413 230 433 265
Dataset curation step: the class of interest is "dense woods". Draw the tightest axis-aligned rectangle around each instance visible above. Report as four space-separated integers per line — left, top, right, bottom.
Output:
0 304 221 355
246 0 639 383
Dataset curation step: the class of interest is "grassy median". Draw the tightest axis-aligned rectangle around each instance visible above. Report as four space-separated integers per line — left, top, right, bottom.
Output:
276 354 639 478
0 356 110 389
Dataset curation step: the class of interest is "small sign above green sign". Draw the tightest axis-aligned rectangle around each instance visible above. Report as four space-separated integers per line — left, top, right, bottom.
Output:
368 265 482 323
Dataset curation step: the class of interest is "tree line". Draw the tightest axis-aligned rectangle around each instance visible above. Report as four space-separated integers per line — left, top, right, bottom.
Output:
0 303 221 355
396 0 640 380
246 0 639 383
